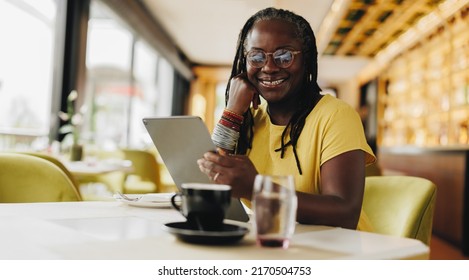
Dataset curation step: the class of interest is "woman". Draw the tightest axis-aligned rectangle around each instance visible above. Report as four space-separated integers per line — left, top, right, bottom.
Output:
197 7 375 230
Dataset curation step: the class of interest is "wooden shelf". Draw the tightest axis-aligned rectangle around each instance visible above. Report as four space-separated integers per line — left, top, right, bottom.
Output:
378 7 469 148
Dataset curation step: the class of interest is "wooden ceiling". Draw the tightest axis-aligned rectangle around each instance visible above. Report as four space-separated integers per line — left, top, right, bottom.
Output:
324 0 447 57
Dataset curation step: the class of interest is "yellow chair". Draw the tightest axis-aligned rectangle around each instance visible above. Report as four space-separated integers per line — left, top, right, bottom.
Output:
147 147 178 193
75 149 127 198
122 149 161 194
18 152 82 200
362 176 437 245
0 153 81 202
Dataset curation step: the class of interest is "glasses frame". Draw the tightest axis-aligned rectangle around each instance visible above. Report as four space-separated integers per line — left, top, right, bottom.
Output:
245 49 302 69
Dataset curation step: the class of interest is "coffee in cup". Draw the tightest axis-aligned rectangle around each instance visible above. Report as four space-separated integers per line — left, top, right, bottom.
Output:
171 183 231 231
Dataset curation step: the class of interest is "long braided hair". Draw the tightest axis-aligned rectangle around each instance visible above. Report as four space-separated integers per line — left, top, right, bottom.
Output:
226 7 322 175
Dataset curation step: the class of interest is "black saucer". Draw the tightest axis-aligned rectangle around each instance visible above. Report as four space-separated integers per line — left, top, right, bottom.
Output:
163 221 249 245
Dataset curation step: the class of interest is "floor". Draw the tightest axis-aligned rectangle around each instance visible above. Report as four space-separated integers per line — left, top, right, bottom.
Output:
430 235 469 260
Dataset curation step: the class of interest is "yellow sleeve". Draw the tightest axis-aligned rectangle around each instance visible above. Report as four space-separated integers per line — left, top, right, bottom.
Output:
320 104 375 166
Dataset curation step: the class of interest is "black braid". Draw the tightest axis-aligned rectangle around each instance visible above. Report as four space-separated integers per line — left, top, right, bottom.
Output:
226 7 322 175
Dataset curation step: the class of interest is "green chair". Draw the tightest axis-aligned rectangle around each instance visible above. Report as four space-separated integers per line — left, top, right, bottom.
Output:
362 176 437 245
148 147 178 193
122 149 161 194
18 152 82 200
0 153 81 202
75 149 127 198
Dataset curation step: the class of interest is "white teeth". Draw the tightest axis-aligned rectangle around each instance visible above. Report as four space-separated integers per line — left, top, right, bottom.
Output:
261 79 284 86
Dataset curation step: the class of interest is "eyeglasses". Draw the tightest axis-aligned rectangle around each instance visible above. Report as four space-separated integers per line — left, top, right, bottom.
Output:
245 49 302 69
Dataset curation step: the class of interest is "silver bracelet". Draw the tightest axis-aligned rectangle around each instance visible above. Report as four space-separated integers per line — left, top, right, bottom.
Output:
212 122 240 151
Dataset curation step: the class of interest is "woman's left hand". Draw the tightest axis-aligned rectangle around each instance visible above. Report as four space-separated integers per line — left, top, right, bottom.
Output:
197 151 258 199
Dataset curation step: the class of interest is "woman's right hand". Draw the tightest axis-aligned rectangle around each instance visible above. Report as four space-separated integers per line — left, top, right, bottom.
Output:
197 151 258 200
226 73 260 115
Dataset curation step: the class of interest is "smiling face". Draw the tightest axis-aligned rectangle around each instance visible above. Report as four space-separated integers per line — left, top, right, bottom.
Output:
245 19 306 106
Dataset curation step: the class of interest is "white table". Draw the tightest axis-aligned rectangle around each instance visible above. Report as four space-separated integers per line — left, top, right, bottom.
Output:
0 201 429 260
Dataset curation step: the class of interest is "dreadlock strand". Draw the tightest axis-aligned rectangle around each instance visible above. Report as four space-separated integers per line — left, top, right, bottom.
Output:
292 145 303 175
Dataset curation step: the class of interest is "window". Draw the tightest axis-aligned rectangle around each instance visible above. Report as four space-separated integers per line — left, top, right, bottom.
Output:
0 0 181 152
84 1 174 150
130 40 174 148
0 0 59 150
83 1 133 150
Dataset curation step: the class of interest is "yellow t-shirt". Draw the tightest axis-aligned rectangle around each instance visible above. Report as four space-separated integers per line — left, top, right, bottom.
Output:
247 94 376 230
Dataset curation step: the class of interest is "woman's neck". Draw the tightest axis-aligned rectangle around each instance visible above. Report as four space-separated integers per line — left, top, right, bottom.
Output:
267 103 294 125
266 89 321 125
266 88 306 125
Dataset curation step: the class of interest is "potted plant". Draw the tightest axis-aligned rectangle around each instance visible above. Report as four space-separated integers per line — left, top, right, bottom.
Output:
58 90 85 161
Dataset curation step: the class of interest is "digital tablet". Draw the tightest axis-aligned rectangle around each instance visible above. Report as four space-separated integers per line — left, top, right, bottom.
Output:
142 116 249 222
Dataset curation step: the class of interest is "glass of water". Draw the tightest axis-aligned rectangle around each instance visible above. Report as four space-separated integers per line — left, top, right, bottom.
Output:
252 174 297 249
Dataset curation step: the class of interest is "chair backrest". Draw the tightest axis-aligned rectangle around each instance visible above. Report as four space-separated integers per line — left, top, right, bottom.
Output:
0 153 81 202
19 152 82 200
81 148 127 194
122 149 161 193
362 176 437 245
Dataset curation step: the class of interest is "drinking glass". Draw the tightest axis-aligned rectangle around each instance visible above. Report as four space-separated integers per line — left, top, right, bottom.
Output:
252 174 297 249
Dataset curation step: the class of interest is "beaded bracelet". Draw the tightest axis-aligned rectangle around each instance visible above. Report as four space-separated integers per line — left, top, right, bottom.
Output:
219 118 241 131
211 108 244 152
223 109 244 124
221 114 242 126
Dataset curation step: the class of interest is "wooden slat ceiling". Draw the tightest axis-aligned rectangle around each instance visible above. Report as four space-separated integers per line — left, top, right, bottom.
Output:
324 0 447 57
